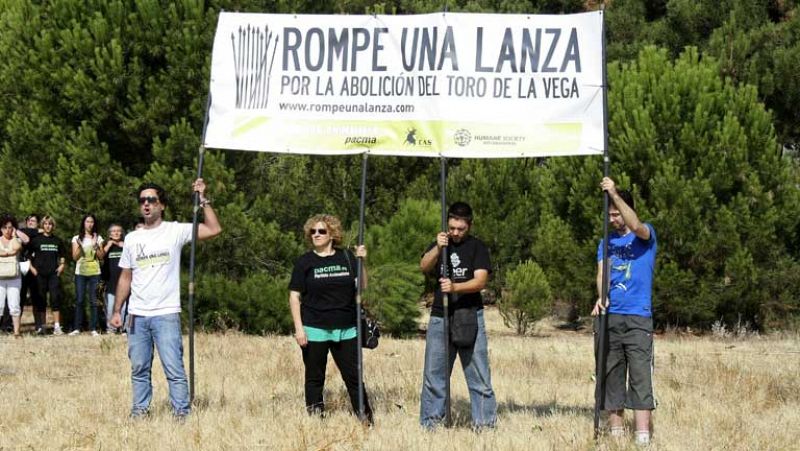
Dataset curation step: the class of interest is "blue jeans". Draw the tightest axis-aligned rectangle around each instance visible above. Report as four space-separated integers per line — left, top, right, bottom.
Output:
106 292 127 332
420 308 497 428
73 275 99 331
127 313 190 416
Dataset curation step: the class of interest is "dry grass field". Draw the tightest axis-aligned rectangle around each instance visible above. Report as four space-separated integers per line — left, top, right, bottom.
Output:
0 307 798 451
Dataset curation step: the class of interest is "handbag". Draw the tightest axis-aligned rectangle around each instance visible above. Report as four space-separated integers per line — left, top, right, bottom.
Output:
361 308 380 349
450 306 478 348
0 259 19 279
342 249 380 349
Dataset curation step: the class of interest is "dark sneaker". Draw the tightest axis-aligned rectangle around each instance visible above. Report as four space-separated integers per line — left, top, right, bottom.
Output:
130 409 150 420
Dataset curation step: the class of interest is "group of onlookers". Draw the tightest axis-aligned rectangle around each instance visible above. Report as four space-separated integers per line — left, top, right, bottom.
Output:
0 213 137 337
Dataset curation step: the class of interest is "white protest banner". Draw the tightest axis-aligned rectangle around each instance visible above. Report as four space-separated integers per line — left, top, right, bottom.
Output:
205 11 605 158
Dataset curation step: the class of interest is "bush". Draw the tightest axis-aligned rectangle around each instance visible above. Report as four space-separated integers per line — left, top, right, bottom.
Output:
191 272 292 334
499 260 553 335
363 263 424 337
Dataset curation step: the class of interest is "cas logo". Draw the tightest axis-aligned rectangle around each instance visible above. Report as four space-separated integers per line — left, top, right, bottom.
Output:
404 128 432 147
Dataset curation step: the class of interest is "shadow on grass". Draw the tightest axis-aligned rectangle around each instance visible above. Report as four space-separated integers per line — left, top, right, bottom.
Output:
440 399 592 429
496 399 594 418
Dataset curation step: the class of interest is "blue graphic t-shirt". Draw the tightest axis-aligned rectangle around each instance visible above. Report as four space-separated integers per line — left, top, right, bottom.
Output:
596 223 656 317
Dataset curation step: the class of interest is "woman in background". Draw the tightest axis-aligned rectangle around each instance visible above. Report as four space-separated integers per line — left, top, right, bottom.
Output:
70 214 104 336
29 215 66 335
102 223 125 333
0 214 25 337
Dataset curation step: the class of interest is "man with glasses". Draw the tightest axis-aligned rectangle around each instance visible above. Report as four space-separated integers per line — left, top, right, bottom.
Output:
419 201 497 429
110 179 221 419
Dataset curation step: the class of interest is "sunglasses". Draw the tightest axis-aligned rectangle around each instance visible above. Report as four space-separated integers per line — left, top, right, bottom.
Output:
310 228 328 235
138 196 159 205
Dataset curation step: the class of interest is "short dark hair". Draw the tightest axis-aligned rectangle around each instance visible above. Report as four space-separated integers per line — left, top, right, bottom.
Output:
136 182 168 208
1 213 16 229
615 189 635 212
448 201 473 224
26 214 39 223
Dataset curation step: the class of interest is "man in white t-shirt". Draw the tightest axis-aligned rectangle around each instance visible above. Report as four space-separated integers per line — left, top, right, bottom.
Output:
111 178 221 418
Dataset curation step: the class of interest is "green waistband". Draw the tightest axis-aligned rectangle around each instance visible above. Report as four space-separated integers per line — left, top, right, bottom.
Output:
304 325 357 342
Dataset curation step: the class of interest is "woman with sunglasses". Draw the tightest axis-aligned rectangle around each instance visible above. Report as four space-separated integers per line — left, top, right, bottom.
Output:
288 214 373 424
70 214 105 336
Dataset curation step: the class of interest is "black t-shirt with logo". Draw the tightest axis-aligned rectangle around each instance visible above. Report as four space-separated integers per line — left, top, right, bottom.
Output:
29 234 65 275
103 243 124 292
425 235 491 318
289 249 357 329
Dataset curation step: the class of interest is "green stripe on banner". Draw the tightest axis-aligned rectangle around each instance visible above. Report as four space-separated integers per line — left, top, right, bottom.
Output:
229 115 583 155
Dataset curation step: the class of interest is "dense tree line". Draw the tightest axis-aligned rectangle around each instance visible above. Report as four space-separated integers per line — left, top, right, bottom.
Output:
1 0 798 333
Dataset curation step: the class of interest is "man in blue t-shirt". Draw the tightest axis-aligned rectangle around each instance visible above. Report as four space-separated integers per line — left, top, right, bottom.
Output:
592 177 656 446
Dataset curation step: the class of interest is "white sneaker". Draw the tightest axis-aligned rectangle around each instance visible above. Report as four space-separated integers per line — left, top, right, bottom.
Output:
68 330 80 336
635 431 651 446
91 331 100 337
53 325 64 336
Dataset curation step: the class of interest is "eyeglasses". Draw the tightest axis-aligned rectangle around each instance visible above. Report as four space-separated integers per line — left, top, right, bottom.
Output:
138 196 159 205
310 228 328 235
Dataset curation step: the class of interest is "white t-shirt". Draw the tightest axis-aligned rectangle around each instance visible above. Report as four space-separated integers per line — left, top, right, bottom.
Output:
71 234 105 276
119 221 192 316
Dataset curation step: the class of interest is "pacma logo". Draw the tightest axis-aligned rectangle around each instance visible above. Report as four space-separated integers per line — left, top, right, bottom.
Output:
344 137 377 145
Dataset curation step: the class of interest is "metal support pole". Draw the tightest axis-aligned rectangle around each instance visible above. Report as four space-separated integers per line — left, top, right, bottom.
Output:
188 93 212 403
439 156 452 427
355 153 368 421
594 7 612 438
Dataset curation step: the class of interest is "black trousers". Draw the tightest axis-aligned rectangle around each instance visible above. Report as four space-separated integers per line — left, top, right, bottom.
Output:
22 272 42 309
36 273 61 312
301 337 372 418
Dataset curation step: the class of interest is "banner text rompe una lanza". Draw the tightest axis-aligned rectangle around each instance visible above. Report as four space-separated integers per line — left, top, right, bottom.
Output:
282 26 582 73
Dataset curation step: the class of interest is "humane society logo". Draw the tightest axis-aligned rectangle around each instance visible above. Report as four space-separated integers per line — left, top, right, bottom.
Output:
453 129 472 147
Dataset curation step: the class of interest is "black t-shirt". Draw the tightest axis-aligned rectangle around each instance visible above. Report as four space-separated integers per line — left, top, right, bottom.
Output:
425 235 492 317
29 234 65 275
20 227 39 259
289 249 357 329
103 243 124 291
